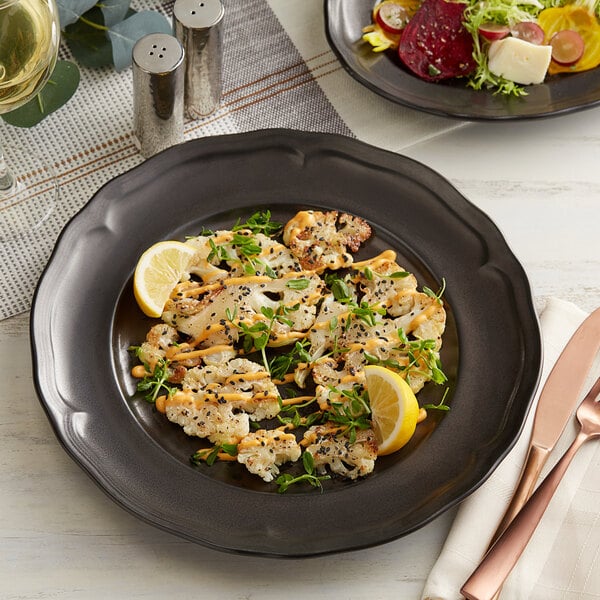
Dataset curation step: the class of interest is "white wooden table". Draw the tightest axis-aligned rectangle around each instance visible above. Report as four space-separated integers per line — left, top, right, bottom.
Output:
3 109 600 598
2 0 600 596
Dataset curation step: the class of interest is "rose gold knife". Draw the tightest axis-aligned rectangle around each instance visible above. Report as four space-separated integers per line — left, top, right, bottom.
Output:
461 305 600 599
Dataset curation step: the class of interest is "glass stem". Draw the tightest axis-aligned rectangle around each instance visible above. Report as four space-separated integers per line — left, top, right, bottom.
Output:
0 142 16 194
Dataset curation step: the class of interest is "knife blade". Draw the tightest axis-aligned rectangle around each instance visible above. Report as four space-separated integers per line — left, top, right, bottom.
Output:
486 304 600 547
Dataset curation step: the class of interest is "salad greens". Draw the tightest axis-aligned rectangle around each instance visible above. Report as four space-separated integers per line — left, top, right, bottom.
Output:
367 0 600 96
463 0 600 95
464 0 547 96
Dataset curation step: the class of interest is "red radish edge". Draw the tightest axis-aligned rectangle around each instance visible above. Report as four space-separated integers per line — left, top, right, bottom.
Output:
376 2 409 35
478 22 510 41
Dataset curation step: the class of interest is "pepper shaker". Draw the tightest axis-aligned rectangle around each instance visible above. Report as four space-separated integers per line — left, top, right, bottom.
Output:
132 33 185 158
174 0 224 119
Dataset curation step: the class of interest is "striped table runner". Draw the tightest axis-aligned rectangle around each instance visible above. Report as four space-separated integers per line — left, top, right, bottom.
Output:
0 0 460 320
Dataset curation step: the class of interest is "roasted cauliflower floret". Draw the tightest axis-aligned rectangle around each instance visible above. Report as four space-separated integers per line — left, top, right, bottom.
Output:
236 429 302 482
303 426 378 479
311 356 366 411
225 231 304 278
137 323 179 371
351 250 418 316
185 230 303 281
182 358 281 421
163 272 324 345
282 210 372 271
185 231 231 282
392 292 446 351
157 390 250 445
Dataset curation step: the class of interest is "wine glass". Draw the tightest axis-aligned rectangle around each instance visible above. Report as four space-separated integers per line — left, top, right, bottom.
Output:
0 0 60 242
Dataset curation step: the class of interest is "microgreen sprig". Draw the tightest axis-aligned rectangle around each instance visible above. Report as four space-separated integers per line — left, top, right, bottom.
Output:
191 443 238 466
325 386 372 444
422 388 451 412
361 266 411 281
276 451 331 493
277 396 321 429
423 277 446 305
348 301 387 329
324 274 386 329
208 231 278 278
226 304 300 372
232 210 283 237
269 339 313 381
396 328 447 386
132 354 176 404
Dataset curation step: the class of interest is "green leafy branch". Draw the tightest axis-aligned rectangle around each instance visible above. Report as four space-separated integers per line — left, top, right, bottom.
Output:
324 385 372 444
226 304 300 372
59 0 171 71
191 443 239 466
130 350 176 404
422 388 451 412
232 210 283 237
396 328 447 386
277 394 320 429
275 451 331 493
269 339 313 381
208 231 277 278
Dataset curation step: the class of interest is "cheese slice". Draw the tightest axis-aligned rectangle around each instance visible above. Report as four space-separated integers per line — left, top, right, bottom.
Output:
488 36 552 85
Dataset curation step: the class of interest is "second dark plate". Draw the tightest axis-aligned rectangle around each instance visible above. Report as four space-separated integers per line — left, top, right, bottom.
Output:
325 0 600 120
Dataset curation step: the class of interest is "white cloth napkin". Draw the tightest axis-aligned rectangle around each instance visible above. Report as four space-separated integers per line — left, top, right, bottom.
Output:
422 297 600 600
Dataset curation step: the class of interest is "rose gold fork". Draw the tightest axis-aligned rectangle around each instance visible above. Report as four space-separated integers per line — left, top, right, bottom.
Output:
461 376 600 600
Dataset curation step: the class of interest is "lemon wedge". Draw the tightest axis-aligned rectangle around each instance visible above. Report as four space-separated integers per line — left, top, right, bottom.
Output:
133 241 196 318
365 365 420 456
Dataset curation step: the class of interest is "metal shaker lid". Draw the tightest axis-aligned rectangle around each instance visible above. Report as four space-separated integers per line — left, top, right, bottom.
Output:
133 33 185 75
132 33 185 158
173 0 224 30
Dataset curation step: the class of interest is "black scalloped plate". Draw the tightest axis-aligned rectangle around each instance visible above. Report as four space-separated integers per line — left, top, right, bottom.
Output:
31 130 541 556
325 0 600 120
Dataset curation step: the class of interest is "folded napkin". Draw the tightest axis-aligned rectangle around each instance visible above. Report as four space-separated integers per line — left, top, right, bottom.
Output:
422 298 600 600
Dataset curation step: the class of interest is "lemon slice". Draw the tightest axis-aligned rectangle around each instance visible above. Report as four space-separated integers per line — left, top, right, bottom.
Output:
365 365 420 456
133 241 196 318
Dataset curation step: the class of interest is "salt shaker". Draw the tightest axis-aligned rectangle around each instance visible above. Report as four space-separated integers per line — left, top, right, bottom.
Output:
132 33 185 158
174 0 224 118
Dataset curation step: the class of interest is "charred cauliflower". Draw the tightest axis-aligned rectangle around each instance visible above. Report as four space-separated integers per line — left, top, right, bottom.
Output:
131 210 447 489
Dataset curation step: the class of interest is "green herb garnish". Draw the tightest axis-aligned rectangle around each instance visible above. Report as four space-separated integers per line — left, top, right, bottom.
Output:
232 210 283 237
276 451 331 493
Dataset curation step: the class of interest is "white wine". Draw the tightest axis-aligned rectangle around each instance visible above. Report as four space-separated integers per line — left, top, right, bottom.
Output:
0 0 60 113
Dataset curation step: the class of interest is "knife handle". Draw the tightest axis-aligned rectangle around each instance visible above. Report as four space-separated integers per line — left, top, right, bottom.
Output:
461 432 587 600
488 444 551 547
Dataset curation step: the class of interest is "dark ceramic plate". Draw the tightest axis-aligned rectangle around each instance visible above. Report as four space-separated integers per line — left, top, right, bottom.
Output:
325 0 600 120
31 130 541 556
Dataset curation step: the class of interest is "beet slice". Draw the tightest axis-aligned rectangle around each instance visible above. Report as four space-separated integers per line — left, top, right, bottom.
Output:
398 0 476 81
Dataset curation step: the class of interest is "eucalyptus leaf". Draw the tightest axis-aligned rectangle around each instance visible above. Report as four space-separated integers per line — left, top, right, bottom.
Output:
1 61 80 128
107 10 172 71
63 6 113 68
56 0 97 28
99 0 131 27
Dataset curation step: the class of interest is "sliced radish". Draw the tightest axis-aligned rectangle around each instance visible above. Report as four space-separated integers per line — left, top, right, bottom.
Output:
376 1 410 34
511 21 545 45
550 29 585 65
478 22 510 41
